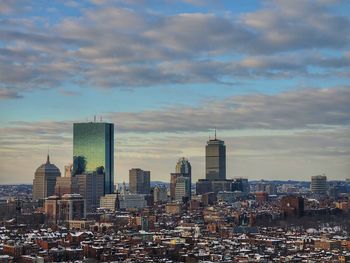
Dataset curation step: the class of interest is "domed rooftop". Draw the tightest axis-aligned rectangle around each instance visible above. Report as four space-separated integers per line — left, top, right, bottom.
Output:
35 155 61 176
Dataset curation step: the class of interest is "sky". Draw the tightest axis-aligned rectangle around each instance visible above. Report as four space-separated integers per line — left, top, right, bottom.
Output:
0 0 350 184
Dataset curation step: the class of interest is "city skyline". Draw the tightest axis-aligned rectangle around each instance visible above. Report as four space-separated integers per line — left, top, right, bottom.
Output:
1 0 350 183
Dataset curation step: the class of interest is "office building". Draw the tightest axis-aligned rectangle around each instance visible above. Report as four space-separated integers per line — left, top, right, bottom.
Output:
73 122 114 194
176 157 191 176
174 176 191 201
196 179 212 195
44 195 60 224
129 168 151 194
100 194 119 212
44 194 85 223
55 176 79 196
206 133 226 181
58 194 86 222
311 175 328 195
170 173 181 200
281 196 304 217
76 172 104 212
232 178 250 195
153 185 168 203
33 155 61 201
119 194 147 210
175 157 192 197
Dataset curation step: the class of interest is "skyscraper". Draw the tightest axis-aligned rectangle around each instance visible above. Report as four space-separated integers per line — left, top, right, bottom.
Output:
73 122 114 194
76 172 104 212
33 155 61 201
205 132 226 181
311 175 328 195
129 168 151 194
175 157 192 199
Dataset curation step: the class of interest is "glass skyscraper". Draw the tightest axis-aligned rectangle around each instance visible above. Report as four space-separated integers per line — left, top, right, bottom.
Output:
73 122 114 194
205 135 226 181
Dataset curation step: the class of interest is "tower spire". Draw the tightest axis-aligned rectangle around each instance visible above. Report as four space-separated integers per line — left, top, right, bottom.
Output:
47 146 50 164
215 128 217 140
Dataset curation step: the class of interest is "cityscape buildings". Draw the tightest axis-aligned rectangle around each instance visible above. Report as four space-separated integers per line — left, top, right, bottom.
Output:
205 132 226 181
153 185 168 203
129 168 151 194
32 155 61 201
311 175 328 195
75 172 104 212
73 122 114 194
100 193 119 212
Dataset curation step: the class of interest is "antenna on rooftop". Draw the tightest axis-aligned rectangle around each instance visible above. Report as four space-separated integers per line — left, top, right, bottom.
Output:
94 115 96 122
214 128 217 140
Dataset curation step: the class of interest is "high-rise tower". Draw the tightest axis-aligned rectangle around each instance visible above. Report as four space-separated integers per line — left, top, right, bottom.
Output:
205 131 226 181
33 155 61 201
129 168 151 195
73 122 114 194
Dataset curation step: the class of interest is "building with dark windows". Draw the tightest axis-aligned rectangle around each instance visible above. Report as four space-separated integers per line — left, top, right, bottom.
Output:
311 175 328 195
205 133 226 181
73 122 114 194
129 168 151 195
33 155 61 201
76 172 104 212
281 195 304 217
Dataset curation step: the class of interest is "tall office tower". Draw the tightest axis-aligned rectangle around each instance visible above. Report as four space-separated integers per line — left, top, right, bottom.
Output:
73 122 114 194
64 164 73 177
174 176 191 201
170 173 181 200
33 155 61 201
55 176 79 197
175 157 192 197
55 163 78 196
176 157 191 176
311 175 328 195
76 172 104 212
153 185 168 203
129 168 151 194
232 178 250 195
206 132 226 181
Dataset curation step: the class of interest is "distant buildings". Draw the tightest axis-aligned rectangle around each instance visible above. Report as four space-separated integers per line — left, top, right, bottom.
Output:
73 122 114 194
174 176 191 201
206 133 226 181
281 195 304 217
100 194 119 212
75 172 104 212
33 155 61 201
153 185 168 203
196 178 249 195
44 194 85 223
311 175 328 195
170 158 192 201
119 194 147 210
129 168 151 194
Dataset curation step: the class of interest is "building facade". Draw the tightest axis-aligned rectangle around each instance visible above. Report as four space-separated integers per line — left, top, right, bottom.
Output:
76 172 104 212
129 168 150 195
174 176 191 201
73 122 114 194
205 136 226 181
311 175 328 195
33 155 61 201
153 185 168 203
100 194 119 212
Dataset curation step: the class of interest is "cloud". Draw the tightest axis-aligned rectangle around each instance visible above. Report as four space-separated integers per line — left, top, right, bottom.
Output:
0 88 23 99
0 0 349 97
104 87 350 132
